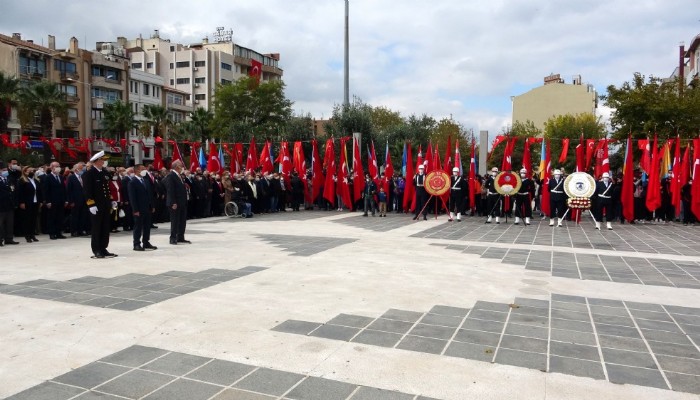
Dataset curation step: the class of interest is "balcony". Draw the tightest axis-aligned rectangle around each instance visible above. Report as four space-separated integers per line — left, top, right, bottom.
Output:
65 118 80 127
91 75 124 89
686 67 698 87
19 66 46 80
60 71 79 81
64 94 79 104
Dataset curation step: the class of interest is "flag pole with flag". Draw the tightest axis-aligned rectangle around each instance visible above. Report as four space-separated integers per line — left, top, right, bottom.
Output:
621 135 635 222
323 138 336 207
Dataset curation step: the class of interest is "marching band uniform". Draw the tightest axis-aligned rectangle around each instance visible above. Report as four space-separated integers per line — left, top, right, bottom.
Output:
514 168 534 225
594 172 616 230
449 167 467 221
548 169 567 227
412 165 427 220
485 167 501 223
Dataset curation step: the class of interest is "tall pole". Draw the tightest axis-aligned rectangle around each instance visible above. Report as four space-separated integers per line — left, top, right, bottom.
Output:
344 0 350 108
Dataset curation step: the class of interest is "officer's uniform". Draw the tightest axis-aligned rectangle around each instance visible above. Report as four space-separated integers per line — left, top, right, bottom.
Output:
449 170 467 221
594 175 616 230
514 173 535 224
484 172 502 222
83 152 115 258
548 175 567 225
413 169 427 220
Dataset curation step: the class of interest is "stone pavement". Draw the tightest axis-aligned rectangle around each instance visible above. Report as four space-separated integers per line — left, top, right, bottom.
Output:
0 212 699 399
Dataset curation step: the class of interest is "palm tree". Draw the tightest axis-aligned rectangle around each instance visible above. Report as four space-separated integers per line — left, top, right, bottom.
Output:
0 71 20 132
18 80 67 136
142 104 171 138
190 106 213 142
102 100 136 140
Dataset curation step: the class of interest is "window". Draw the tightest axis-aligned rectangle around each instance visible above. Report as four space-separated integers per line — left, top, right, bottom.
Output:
67 108 78 118
19 56 47 76
92 66 121 81
170 45 175 52
176 78 190 84
54 59 77 73
170 79 174 85
166 93 184 106
131 62 142 69
194 61 206 67
235 65 240 74
143 84 150 96
194 77 205 84
130 81 139 94
194 94 206 100
59 84 77 96
176 61 190 68
221 62 232 71
169 111 184 123
92 109 104 120
221 79 232 85
91 87 121 102
169 63 174 69
154 87 160 98
146 62 154 69
133 103 138 114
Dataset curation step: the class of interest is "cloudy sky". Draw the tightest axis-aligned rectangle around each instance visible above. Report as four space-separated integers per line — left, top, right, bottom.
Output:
2 0 698 135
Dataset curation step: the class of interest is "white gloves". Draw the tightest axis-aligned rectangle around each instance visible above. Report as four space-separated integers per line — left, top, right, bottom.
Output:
89 206 98 215
112 201 118 209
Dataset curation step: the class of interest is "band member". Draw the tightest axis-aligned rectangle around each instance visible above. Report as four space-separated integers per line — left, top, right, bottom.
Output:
449 167 467 221
548 169 567 227
83 151 117 258
413 165 427 220
484 167 501 223
514 168 535 225
594 172 616 230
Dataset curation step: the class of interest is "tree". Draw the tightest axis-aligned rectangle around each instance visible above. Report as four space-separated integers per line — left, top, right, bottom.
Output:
102 100 136 139
324 97 374 140
211 76 293 142
487 120 540 170
18 80 67 136
170 120 197 142
190 107 213 143
141 104 171 138
544 113 606 172
0 71 20 132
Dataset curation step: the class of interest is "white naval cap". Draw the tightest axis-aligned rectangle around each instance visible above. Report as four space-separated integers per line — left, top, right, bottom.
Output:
89 150 105 163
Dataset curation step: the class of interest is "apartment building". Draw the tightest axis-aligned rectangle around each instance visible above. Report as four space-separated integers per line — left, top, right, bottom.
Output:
128 69 165 164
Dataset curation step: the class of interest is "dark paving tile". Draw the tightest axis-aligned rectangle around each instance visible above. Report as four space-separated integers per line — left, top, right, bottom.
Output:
601 348 657 369
494 348 546 371
597 335 648 352
472 300 511 312
453 329 501 347
550 309 590 322
349 386 415 400
142 351 212 376
81 297 126 308
640 329 692 345
73 391 125 399
444 341 494 362
507 313 548 328
589 305 629 317
6 381 85 400
367 318 414 335
14 279 56 287
499 335 548 353
550 301 588 313
549 341 600 361
594 323 641 338
185 359 256 386
351 329 402 347
54 293 102 304
285 376 357 400
665 372 700 394
94 369 174 399
548 355 605 380
419 313 463 328
53 362 130 389
509 305 549 317
380 309 424 323
105 299 153 311
234 368 305 396
591 314 635 327
469 309 508 322
665 305 700 316
142 378 223 400
429 305 470 317
655 354 700 375
635 319 682 333
396 335 447 355
273 320 323 335
408 324 456 340
309 324 360 341
646 340 700 359
628 309 674 322
213 389 275 399
99 345 169 367
605 364 669 390
136 292 179 303
551 294 587 304
326 314 374 329
461 318 504 334
504 323 548 340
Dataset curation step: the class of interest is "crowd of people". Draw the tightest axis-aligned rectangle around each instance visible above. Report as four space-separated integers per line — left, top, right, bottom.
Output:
1 154 697 252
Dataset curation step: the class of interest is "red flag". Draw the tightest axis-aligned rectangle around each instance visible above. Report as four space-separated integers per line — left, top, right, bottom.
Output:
278 142 292 178
501 138 517 171
575 137 585 173
444 136 452 174
454 139 463 175
671 137 682 215
433 143 442 173
403 142 415 211
487 135 506 161
692 139 700 221
259 141 273 174
292 141 309 201
249 59 262 83
338 137 353 210
311 139 324 202
368 141 379 183
352 138 365 202
153 146 164 170
638 139 651 173
189 144 200 172
246 137 258 172
646 135 662 212
384 142 394 183
522 138 532 176
584 139 596 170
424 142 433 173
207 141 221 173
469 139 477 210
558 138 570 164
229 143 243 174
323 139 336 206
541 140 552 217
601 139 610 176
171 142 183 165
621 136 635 222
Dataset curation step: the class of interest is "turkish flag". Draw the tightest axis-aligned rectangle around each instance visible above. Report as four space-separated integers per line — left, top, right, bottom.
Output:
403 142 415 212
249 59 262 83
368 141 379 184
384 141 394 190
189 143 200 172
444 136 452 174
153 146 164 170
171 142 183 165
540 140 552 217
638 139 651 173
645 135 662 212
558 139 570 164
522 138 532 177
584 139 596 170
692 139 700 221
352 138 365 202
323 138 336 206
207 142 221 173
259 141 273 174
621 136 635 222
246 137 258 172
278 141 292 179
311 139 324 202
424 142 433 173
671 137 682 215
338 137 353 210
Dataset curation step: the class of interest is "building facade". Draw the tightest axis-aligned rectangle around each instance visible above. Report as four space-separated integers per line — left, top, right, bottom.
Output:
128 69 165 164
511 74 598 132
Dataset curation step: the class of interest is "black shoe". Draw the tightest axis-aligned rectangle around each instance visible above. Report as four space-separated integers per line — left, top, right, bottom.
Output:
170 240 178 245
50 235 57 240
143 243 158 250
423 216 427 220
5 240 19 245
32 236 39 241
71 233 79 237
26 237 33 243
363 213 368 217
93 253 105 259
133 245 145 251
177 239 192 244
412 216 418 220
56 235 67 239
103 251 117 258
150 225 158 229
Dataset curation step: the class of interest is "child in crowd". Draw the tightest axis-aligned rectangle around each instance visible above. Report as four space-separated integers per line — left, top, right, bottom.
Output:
378 187 387 217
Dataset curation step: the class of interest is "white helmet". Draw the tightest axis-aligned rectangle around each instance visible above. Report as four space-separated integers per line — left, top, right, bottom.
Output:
553 169 562 175
602 172 610 179
491 167 499 173
418 165 425 170
520 168 527 174
452 167 459 172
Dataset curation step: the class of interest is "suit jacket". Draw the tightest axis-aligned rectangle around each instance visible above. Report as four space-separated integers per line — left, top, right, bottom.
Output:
0 176 14 212
163 170 187 207
128 177 153 214
121 176 132 204
17 178 41 206
42 173 67 205
66 173 86 205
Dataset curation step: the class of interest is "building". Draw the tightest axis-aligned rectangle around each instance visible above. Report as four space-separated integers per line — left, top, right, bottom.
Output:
682 35 700 87
511 74 598 132
128 69 165 164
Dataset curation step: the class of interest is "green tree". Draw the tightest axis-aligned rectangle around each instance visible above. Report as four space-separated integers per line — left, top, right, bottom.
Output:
170 120 197 142
141 104 171 138
543 113 606 173
0 71 20 132
18 80 67 136
487 120 540 171
190 107 214 143
102 100 136 140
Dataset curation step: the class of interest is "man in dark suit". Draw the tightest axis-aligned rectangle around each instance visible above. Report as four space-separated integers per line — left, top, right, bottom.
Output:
128 164 157 251
162 160 190 245
83 151 117 258
121 167 134 231
67 162 89 237
0 161 19 246
43 161 68 239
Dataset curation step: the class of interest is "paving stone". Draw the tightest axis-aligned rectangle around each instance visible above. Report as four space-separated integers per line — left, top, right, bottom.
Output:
453 329 500 346
444 341 495 362
94 369 174 398
640 329 693 345
309 324 360 341
135 292 179 303
11 287 72 300
349 386 415 400
597 335 648 352
272 320 323 335
14 279 56 287
549 328 597 346
408 324 456 340
605 364 669 390
504 322 548 340
469 309 508 322
234 368 304 396
6 381 85 400
142 378 223 400
461 318 505 333
665 372 700 394
646 340 700 359
396 335 447 354
601 348 657 369
655 354 700 375
494 348 546 371
472 301 511 312
367 318 415 335
665 305 700 316
551 294 587 304
635 318 682 332
99 345 169 367
550 309 590 322
594 323 641 338
672 313 700 326
380 309 424 323
142 351 212 376
53 362 130 389
549 341 600 361
419 313 463 328
351 329 402 347
0 284 27 294
212 389 275 399
628 309 674 322
73 391 125 399
589 305 629 317
548 355 605 380
429 305 470 317
184 359 256 386
550 301 588 313
81 297 127 308
326 314 374 328
591 314 635 327
499 335 548 353
507 313 549 328
285 376 357 400
54 293 102 304
509 305 549 317
105 299 153 311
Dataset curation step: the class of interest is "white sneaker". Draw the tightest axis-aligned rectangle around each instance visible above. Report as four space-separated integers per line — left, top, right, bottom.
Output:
525 217 530 225
607 222 613 230
449 212 455 221
496 217 500 224
595 222 601 230
487 216 492 223
549 218 555 226
456 213 461 221
557 218 563 227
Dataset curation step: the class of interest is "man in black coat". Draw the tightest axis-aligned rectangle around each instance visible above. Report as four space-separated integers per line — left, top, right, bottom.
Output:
514 168 535 225
43 161 68 239
0 161 19 246
162 160 190 244
448 167 467 222
67 163 89 236
362 173 377 217
412 165 428 220
594 172 616 230
83 152 116 258
548 169 567 227
128 164 157 251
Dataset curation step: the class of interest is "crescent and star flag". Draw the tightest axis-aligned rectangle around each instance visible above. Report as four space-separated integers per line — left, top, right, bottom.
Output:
638 139 651 173
501 138 517 171
199 145 207 170
259 141 274 174
601 139 610 176
403 142 415 212
488 135 506 160
279 141 292 178
206 141 221 173
454 139 463 176
410 145 423 211
384 141 394 192
352 138 365 202
249 59 262 83
444 136 452 174
311 139 324 202
621 135 635 222
558 138 570 164
189 144 200 172
246 137 258 172
152 146 164 170
646 135 662 212
368 142 379 185
540 140 552 217
585 139 596 170
433 143 442 173
171 141 183 165
323 138 336 206
522 138 532 177
692 138 700 220
230 143 243 174
424 142 433 173
468 139 476 210
575 136 584 173
338 137 353 210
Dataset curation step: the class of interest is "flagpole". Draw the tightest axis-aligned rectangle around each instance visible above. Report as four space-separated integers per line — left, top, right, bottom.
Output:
343 0 350 108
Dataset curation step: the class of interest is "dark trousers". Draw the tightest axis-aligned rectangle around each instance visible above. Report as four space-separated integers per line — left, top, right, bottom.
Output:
363 195 376 215
550 198 567 218
71 203 89 234
595 199 616 221
487 194 502 217
133 212 152 246
20 203 38 238
450 193 465 213
682 200 695 224
514 194 532 218
47 204 65 236
0 210 14 242
122 203 134 229
414 188 427 216
90 207 111 254
169 204 187 242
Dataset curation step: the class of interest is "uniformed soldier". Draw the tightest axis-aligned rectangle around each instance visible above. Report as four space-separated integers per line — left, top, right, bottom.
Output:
548 169 567 227
594 172 616 230
412 165 428 220
514 168 535 225
484 167 502 223
449 167 467 222
83 151 117 258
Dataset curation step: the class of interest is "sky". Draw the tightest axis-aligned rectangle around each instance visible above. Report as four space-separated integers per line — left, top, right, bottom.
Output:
2 0 699 136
